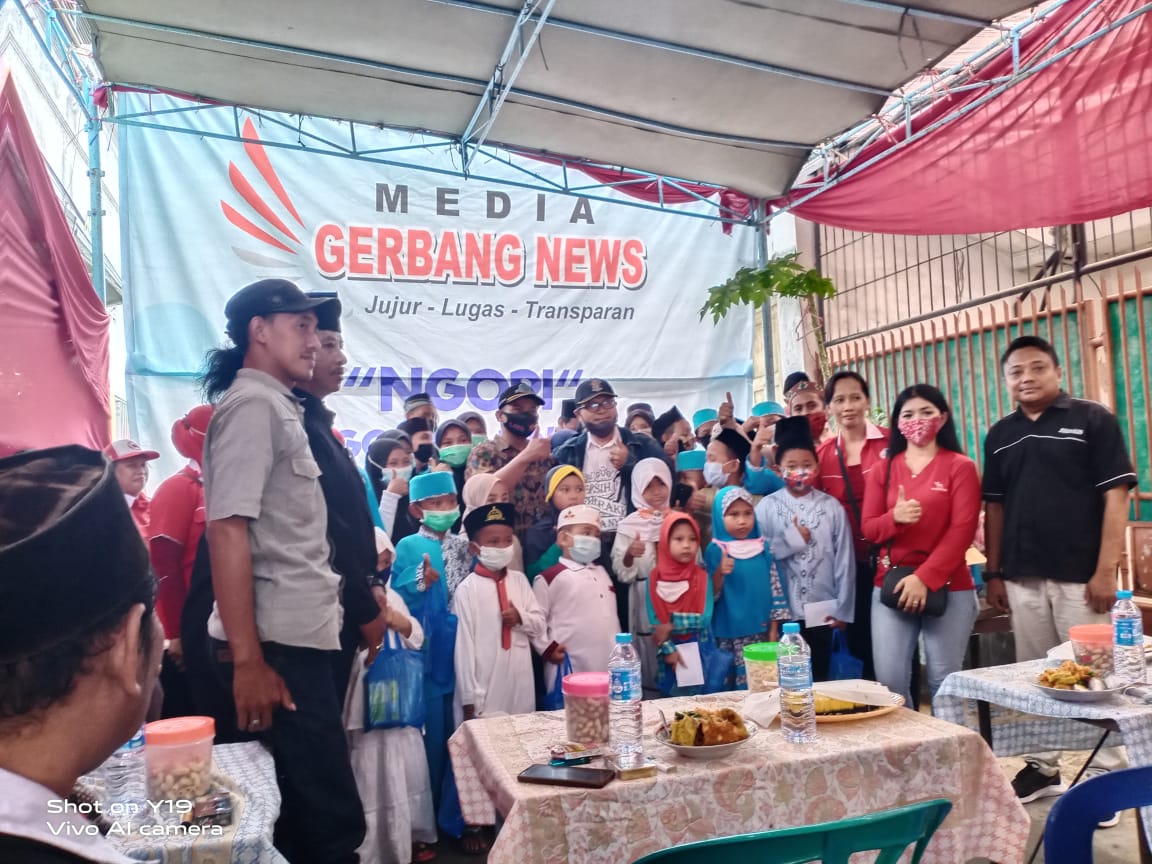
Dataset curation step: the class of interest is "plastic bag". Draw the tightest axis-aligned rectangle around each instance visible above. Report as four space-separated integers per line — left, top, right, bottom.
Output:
541 655 573 711
701 639 735 693
422 587 458 689
828 629 864 681
364 630 426 730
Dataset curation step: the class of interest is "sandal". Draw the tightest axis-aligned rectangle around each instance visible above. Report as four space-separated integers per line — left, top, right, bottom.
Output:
412 842 437 862
460 826 490 856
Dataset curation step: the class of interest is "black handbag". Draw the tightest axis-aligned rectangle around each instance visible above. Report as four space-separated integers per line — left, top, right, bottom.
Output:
878 457 950 618
835 441 880 573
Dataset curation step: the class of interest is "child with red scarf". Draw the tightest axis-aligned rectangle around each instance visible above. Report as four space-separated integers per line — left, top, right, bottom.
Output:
648 512 716 697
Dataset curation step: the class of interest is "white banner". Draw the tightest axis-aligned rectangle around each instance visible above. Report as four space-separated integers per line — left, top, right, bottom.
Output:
119 95 755 480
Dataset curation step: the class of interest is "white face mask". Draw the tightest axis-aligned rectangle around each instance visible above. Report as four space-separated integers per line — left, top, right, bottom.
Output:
477 545 515 571
388 465 414 483
568 534 601 564
717 538 765 560
702 460 731 488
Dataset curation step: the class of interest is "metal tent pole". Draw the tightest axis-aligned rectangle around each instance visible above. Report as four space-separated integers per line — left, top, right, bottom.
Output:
754 199 776 401
84 80 105 304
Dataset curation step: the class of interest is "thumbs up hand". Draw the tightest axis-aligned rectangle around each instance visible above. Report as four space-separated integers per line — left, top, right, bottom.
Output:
718 548 735 576
793 516 812 544
893 485 923 525
422 553 441 586
609 439 629 470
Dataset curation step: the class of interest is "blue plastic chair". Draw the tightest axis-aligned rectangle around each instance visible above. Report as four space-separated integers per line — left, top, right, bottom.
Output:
631 799 952 864
1045 765 1152 863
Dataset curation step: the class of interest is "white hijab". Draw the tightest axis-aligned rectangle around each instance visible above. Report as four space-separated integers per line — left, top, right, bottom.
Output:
617 457 672 543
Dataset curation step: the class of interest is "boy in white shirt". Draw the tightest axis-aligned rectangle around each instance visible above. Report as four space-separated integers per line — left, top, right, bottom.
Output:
454 503 550 720
534 505 619 689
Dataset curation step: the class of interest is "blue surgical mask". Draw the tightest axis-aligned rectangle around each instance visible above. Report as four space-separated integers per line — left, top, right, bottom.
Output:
568 535 601 564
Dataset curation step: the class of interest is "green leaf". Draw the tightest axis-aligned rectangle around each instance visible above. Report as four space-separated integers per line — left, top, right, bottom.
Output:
699 253 838 324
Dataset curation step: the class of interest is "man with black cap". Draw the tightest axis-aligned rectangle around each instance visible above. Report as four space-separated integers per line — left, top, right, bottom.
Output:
0 446 164 863
552 379 670 627
294 294 388 699
199 279 365 862
404 393 438 429
465 381 554 538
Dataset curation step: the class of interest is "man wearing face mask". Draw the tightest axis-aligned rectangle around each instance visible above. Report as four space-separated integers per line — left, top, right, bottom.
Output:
465 382 555 539
294 296 388 698
552 379 671 629
784 380 833 446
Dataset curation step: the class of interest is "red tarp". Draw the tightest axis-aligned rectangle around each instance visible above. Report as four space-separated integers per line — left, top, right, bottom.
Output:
779 0 1152 234
0 65 111 454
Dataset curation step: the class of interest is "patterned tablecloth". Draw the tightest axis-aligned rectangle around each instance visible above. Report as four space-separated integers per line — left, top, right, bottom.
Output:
112 742 285 864
448 692 1030 864
935 658 1152 838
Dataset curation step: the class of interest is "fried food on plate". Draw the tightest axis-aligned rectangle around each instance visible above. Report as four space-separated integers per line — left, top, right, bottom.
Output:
669 707 749 746
1037 660 1098 690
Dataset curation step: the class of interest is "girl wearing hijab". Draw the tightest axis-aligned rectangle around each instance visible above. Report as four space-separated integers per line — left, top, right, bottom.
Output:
647 512 715 697
704 486 791 689
461 473 525 574
366 432 420 543
436 418 475 497
612 457 673 692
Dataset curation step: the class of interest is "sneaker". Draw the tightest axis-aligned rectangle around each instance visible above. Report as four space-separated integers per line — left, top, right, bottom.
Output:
1012 762 1069 803
1097 812 1121 829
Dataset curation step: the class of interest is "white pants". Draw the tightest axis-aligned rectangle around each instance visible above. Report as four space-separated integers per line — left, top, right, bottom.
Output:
1006 578 1127 774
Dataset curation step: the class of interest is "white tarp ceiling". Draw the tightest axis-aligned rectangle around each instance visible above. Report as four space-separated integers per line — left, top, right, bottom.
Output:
82 0 1033 198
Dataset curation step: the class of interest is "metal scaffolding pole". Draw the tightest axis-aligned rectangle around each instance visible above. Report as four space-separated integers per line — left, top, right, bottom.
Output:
84 80 106 304
753 199 776 402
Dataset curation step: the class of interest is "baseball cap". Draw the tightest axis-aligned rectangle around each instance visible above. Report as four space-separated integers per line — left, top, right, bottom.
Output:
103 439 160 463
498 381 545 409
224 279 337 340
574 378 616 406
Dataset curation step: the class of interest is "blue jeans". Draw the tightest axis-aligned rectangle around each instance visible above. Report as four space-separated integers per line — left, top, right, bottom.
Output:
871 588 978 709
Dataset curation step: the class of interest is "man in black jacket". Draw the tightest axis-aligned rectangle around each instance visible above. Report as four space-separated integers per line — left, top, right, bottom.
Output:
552 379 671 628
296 295 387 697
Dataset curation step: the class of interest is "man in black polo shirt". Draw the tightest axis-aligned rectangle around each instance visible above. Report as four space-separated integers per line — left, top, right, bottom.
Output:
983 335 1136 810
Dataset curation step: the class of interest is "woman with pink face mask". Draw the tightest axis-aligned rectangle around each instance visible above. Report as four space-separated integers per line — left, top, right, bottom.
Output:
861 384 980 709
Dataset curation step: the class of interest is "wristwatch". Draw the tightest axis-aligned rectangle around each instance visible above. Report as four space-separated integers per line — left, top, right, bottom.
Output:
982 570 1004 581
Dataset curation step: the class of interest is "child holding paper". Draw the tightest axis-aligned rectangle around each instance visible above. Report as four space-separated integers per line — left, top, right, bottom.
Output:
648 512 715 697
755 417 854 681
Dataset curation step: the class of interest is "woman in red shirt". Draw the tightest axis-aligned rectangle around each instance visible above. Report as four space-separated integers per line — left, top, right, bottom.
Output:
862 384 980 708
817 371 890 680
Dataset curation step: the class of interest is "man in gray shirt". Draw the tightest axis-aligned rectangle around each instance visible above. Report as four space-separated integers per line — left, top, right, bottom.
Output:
201 279 365 863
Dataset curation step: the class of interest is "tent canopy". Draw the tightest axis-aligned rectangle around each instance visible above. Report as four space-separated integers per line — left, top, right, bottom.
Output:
81 0 1031 198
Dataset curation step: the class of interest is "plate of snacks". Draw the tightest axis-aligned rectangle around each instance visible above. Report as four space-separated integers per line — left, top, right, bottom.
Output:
1034 660 1124 702
815 692 904 723
656 707 757 759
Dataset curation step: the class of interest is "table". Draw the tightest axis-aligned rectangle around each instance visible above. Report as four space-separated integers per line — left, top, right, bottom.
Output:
112 742 285 864
936 659 1152 855
448 692 1030 864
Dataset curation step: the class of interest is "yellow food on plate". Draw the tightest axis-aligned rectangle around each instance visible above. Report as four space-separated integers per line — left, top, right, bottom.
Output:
669 708 749 746
1037 660 1096 690
814 695 859 714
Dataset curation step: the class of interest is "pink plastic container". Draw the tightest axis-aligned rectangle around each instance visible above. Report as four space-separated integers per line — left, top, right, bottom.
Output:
1069 624 1114 677
145 716 215 801
563 672 610 745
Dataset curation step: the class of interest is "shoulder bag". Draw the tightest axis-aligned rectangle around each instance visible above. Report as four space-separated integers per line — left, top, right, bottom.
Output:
878 456 949 617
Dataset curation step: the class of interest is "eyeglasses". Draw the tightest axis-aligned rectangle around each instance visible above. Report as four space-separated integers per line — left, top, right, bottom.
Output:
581 398 616 413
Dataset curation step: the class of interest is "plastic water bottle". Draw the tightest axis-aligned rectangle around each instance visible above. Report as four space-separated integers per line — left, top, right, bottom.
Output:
608 633 644 769
777 623 817 744
1112 590 1146 685
103 726 149 828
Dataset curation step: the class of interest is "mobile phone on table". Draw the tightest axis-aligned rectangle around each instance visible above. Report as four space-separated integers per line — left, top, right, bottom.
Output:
517 764 615 788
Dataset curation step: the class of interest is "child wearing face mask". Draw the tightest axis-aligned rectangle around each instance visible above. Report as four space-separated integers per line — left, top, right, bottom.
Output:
366 433 421 543
691 428 759 548
533 505 618 691
648 513 716 697
705 486 791 689
613 458 673 693
524 465 586 579
754 417 854 681
390 471 465 836
453 503 550 720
